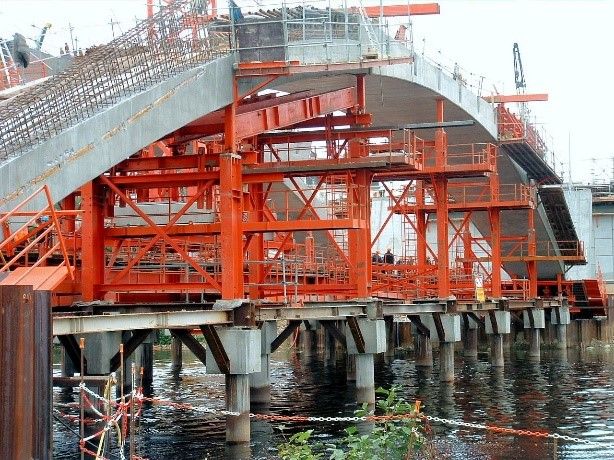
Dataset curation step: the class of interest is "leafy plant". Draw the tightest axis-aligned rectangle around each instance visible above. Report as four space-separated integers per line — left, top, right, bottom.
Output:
278 386 428 460
278 430 323 460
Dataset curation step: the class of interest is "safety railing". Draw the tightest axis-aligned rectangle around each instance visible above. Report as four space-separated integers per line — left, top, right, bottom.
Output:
503 239 585 260
245 183 369 223
497 105 548 156
0 185 74 280
446 183 535 206
104 238 223 293
392 182 534 209
414 138 497 170
0 0 230 161
229 4 410 65
365 128 422 166
501 279 530 300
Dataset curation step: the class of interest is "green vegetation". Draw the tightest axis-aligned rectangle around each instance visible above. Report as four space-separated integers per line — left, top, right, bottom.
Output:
155 333 172 346
277 387 430 460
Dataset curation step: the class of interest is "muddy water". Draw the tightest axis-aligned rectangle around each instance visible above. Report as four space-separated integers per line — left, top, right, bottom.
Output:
53 346 614 459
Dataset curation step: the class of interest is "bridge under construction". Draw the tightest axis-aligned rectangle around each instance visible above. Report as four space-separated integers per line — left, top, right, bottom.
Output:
0 1 607 457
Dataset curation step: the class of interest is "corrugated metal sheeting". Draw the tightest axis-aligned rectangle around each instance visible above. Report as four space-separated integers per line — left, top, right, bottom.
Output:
0 285 51 459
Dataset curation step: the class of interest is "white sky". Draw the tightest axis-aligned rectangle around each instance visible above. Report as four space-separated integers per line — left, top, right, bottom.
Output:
1 0 613 183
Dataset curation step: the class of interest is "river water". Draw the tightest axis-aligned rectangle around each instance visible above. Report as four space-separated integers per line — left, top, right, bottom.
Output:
53 345 614 459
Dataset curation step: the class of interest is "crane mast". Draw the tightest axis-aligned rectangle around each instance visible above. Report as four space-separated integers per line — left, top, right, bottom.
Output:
513 42 528 120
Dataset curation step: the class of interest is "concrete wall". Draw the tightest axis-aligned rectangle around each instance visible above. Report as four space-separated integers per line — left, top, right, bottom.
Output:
566 187 595 279
594 210 614 280
0 55 235 212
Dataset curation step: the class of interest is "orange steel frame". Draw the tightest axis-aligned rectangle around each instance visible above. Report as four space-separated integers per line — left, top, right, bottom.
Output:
0 69 596 309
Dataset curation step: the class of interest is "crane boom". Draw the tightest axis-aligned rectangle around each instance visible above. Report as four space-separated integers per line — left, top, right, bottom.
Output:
35 23 52 51
513 42 525 92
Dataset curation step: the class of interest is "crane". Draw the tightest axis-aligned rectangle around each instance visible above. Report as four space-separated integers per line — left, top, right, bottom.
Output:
34 23 52 51
513 42 529 120
483 43 547 104
513 42 525 93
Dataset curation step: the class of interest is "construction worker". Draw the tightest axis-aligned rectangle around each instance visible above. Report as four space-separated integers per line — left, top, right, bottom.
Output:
384 248 395 264
372 251 383 264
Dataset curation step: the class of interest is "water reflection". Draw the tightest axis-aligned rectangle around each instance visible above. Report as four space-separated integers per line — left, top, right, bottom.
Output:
53 346 614 459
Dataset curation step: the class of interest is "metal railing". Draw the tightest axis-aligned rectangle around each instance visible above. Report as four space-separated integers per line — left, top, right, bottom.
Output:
0 0 229 161
503 239 585 260
0 185 74 279
498 105 549 157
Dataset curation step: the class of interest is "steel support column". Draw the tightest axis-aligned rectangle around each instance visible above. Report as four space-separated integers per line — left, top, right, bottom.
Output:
490 208 502 297
220 81 244 299
81 181 105 301
527 207 538 299
247 178 264 301
348 171 372 297
348 75 372 298
434 100 449 298
416 182 427 297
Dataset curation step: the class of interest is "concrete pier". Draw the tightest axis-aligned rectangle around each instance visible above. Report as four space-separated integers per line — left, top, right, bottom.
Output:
463 327 478 360
503 333 512 357
463 315 479 360
398 322 412 348
316 323 326 353
555 324 567 349
226 374 250 444
523 309 545 362
136 341 154 390
250 322 276 406
414 333 433 367
419 314 461 381
171 335 182 373
439 342 455 382
346 354 356 381
527 328 541 361
345 318 385 406
205 327 261 444
485 311 511 368
300 326 315 357
324 326 337 362
490 334 505 367
384 317 395 360
551 306 570 352
355 353 375 406
61 346 76 377
84 331 122 374
250 354 270 405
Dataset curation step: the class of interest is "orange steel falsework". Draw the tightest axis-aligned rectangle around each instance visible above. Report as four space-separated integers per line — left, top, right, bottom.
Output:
0 185 75 290
7 69 593 309
350 3 441 17
484 94 548 104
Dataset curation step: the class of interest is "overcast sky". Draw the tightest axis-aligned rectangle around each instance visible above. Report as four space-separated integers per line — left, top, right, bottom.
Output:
1 0 613 183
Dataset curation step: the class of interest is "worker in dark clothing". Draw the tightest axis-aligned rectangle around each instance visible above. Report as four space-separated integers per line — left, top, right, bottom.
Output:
372 251 383 264
384 248 395 264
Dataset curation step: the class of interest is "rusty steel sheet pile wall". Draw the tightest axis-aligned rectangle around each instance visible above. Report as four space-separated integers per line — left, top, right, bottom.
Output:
0 286 52 459
0 0 229 161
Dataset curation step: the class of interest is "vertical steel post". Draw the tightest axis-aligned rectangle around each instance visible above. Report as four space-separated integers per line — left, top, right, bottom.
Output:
220 79 244 299
81 181 105 301
347 74 372 298
130 363 136 459
434 98 449 298
490 209 502 298
416 182 427 297
79 337 85 460
248 177 264 301
527 207 538 299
